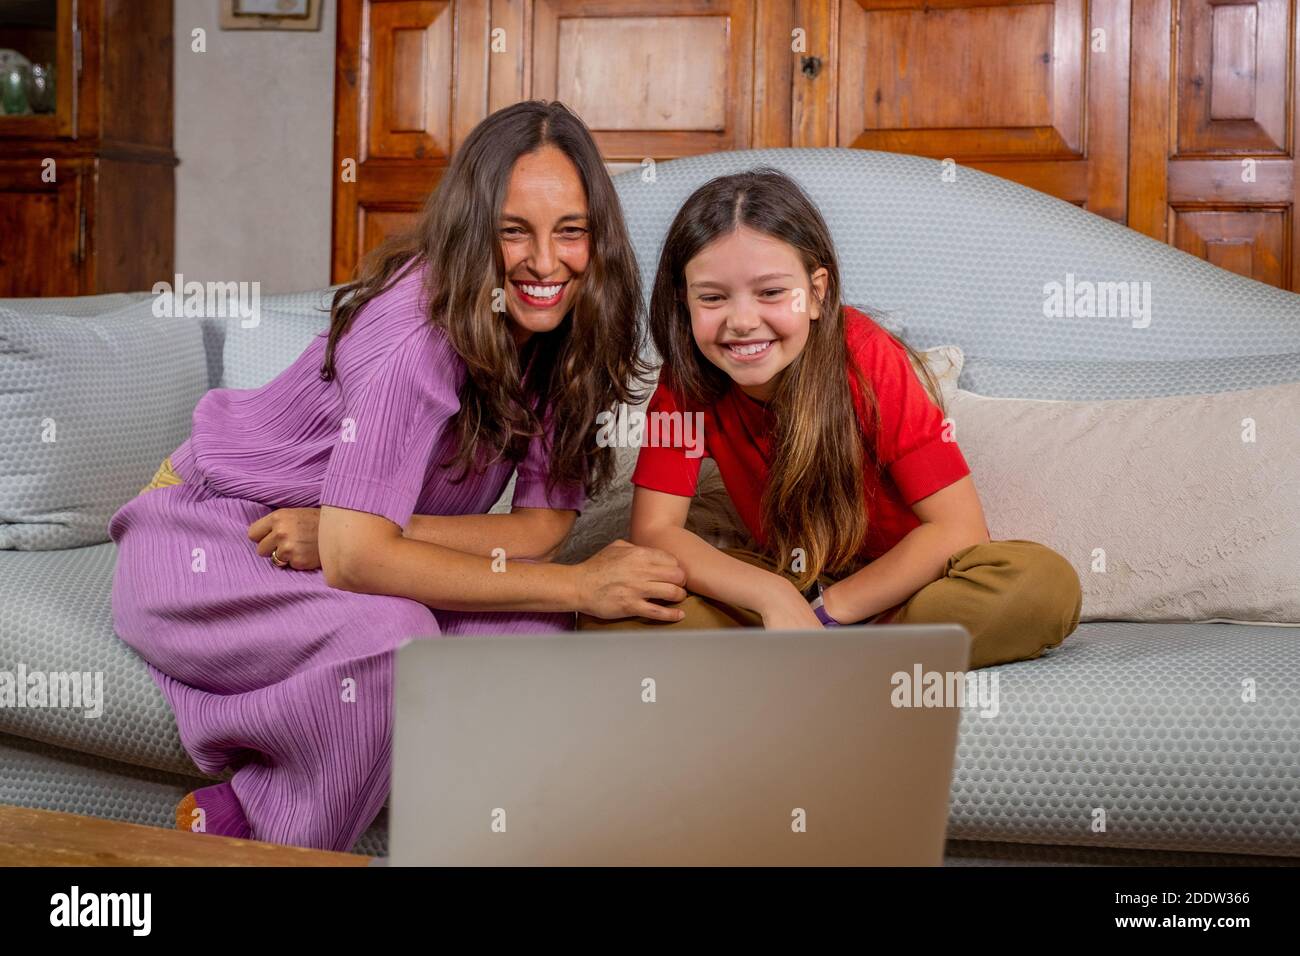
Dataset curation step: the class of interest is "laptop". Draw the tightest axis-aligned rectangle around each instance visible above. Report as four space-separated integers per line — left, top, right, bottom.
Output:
388 625 970 866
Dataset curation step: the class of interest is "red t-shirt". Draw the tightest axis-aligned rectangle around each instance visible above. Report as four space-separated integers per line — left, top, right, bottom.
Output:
630 307 972 563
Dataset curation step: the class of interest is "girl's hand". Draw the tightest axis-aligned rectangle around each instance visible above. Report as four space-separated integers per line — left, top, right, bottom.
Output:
577 539 689 622
248 508 321 570
758 584 825 631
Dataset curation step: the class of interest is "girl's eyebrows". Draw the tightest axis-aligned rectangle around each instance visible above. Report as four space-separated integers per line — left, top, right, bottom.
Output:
688 272 794 289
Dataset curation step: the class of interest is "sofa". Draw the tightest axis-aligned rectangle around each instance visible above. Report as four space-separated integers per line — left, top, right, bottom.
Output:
2 148 1298 864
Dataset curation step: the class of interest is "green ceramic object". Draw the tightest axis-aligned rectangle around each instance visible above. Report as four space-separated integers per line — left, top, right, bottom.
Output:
1 65 29 115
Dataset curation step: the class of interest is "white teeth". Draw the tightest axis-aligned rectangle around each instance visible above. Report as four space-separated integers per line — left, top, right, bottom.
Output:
520 283 563 298
727 341 772 356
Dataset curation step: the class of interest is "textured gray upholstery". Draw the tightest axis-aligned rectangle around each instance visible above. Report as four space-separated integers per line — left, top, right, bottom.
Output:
0 543 198 778
959 352 1300 400
2 148 1298 860
0 300 209 549
221 301 336 390
0 732 388 858
0 292 153 317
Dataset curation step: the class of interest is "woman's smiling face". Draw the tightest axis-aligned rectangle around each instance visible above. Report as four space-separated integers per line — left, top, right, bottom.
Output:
499 145 590 345
684 225 829 401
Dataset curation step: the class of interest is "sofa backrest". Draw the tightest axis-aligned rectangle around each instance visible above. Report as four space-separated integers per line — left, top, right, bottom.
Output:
214 287 339 390
611 148 1300 362
22 149 1296 394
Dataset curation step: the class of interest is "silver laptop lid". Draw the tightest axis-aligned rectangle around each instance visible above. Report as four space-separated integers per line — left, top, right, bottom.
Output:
391 625 970 866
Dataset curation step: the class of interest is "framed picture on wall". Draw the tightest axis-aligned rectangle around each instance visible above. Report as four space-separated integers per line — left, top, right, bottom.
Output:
219 0 323 31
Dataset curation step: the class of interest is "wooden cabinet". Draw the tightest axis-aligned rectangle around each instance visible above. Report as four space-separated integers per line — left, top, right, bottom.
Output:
0 0 175 297
332 0 1300 291
1130 0 1299 288
0 158 82 297
795 0 1133 225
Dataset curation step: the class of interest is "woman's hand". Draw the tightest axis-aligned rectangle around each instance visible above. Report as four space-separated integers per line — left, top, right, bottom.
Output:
248 508 322 570
758 582 825 631
577 539 689 622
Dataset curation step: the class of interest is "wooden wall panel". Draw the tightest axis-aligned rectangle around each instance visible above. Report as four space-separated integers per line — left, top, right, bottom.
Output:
1175 0 1288 155
0 161 83 296
333 0 490 281
808 0 1132 220
532 0 754 160
1131 0 1299 289
1173 207 1287 285
364 1 454 160
555 17 729 130
841 3 1063 144
332 0 1300 290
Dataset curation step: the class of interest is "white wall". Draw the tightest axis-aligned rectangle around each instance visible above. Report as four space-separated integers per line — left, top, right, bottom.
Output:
173 0 336 293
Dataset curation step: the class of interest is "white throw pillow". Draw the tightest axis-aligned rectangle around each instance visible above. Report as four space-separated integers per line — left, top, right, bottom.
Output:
944 380 1300 624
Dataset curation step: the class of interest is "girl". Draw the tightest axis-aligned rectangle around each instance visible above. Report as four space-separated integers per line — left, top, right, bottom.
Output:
581 168 1082 669
109 101 687 852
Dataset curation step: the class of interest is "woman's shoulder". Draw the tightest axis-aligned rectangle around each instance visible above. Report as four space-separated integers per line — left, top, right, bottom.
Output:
342 261 450 350
352 258 435 332
333 263 462 391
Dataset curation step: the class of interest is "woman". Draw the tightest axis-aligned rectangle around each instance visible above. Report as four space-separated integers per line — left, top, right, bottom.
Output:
108 101 688 852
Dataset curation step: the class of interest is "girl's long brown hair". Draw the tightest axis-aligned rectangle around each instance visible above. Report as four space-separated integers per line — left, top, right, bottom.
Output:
648 168 945 589
320 101 650 498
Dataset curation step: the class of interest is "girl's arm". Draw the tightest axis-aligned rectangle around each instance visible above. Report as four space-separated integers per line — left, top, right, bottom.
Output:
821 475 990 624
629 487 821 629
403 508 576 560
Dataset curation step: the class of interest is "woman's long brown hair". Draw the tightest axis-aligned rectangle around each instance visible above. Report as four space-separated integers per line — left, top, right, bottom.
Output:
320 101 650 498
648 168 946 589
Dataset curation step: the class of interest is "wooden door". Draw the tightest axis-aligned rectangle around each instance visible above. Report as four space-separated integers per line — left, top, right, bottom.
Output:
332 0 494 282
786 0 1134 222
1130 0 1300 289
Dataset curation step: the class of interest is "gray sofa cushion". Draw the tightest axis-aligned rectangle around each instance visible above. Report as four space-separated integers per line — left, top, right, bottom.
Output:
947 620 1300 856
960 352 1300 401
0 544 201 778
220 287 339 390
222 305 332 391
0 300 208 550
0 292 152 317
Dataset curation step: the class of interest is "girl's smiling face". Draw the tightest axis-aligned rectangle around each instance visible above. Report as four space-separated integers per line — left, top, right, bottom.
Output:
684 225 829 401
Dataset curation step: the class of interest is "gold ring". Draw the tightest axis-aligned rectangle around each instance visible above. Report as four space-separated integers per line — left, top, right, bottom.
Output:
270 547 289 568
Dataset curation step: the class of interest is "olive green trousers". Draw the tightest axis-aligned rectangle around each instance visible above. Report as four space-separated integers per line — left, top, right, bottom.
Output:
579 540 1083 670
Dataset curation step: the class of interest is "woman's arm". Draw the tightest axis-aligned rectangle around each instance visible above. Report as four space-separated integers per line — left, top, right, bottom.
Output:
403 507 576 560
319 504 687 619
820 475 990 624
628 487 820 629
248 506 574 569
